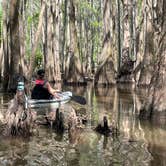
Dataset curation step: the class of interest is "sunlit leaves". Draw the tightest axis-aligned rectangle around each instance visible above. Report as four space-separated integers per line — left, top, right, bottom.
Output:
27 12 39 25
90 20 102 28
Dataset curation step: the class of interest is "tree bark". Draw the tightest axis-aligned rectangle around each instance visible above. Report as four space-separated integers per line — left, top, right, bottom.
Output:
61 0 68 75
0 0 9 88
8 0 20 91
139 0 166 119
19 0 28 75
45 0 61 84
94 0 116 85
64 0 84 83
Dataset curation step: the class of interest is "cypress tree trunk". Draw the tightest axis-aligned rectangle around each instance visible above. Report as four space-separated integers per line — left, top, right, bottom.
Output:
137 0 149 86
64 0 84 83
94 0 116 85
117 0 121 73
45 0 61 84
54 0 61 84
61 0 68 75
8 0 20 91
19 0 28 75
0 0 9 89
43 4 48 69
139 0 166 119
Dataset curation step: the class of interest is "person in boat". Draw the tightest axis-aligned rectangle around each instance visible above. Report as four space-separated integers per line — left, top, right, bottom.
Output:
31 69 60 99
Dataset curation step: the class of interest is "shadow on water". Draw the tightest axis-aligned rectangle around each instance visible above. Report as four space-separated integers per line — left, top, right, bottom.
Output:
0 84 165 166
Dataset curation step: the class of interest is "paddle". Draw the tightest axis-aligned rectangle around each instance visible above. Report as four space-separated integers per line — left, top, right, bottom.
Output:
57 91 86 105
70 94 86 105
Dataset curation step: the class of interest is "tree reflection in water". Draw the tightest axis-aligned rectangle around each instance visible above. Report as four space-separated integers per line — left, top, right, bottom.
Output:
0 85 165 166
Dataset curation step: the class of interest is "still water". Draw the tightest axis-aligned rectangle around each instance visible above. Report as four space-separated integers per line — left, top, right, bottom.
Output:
0 85 165 166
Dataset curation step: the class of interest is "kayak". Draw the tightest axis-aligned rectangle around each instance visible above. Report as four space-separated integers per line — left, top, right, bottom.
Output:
27 91 72 109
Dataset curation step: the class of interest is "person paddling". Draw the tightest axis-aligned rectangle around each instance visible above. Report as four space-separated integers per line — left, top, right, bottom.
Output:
31 69 60 99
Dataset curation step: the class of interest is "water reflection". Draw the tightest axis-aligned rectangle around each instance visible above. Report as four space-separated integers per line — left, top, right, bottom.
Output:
0 85 165 166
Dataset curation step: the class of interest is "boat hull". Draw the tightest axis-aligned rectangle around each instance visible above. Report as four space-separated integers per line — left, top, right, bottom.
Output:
28 91 72 108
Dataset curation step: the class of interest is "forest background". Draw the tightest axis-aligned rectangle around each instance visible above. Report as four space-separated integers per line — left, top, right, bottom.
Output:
0 0 165 118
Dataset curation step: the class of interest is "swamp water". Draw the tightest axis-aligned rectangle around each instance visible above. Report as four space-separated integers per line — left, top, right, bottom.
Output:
0 85 165 166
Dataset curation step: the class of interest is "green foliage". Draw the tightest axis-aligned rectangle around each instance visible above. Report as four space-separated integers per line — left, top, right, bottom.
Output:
26 46 43 68
78 0 102 20
92 30 103 63
77 0 103 65
35 47 43 67
26 10 40 67
26 3 40 52
137 0 143 23
90 20 102 28
27 12 39 27
79 1 98 16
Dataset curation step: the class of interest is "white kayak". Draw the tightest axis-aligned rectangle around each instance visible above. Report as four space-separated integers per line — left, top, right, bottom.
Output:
27 91 72 109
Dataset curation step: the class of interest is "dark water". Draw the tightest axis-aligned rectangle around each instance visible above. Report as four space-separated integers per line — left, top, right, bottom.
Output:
0 85 165 166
